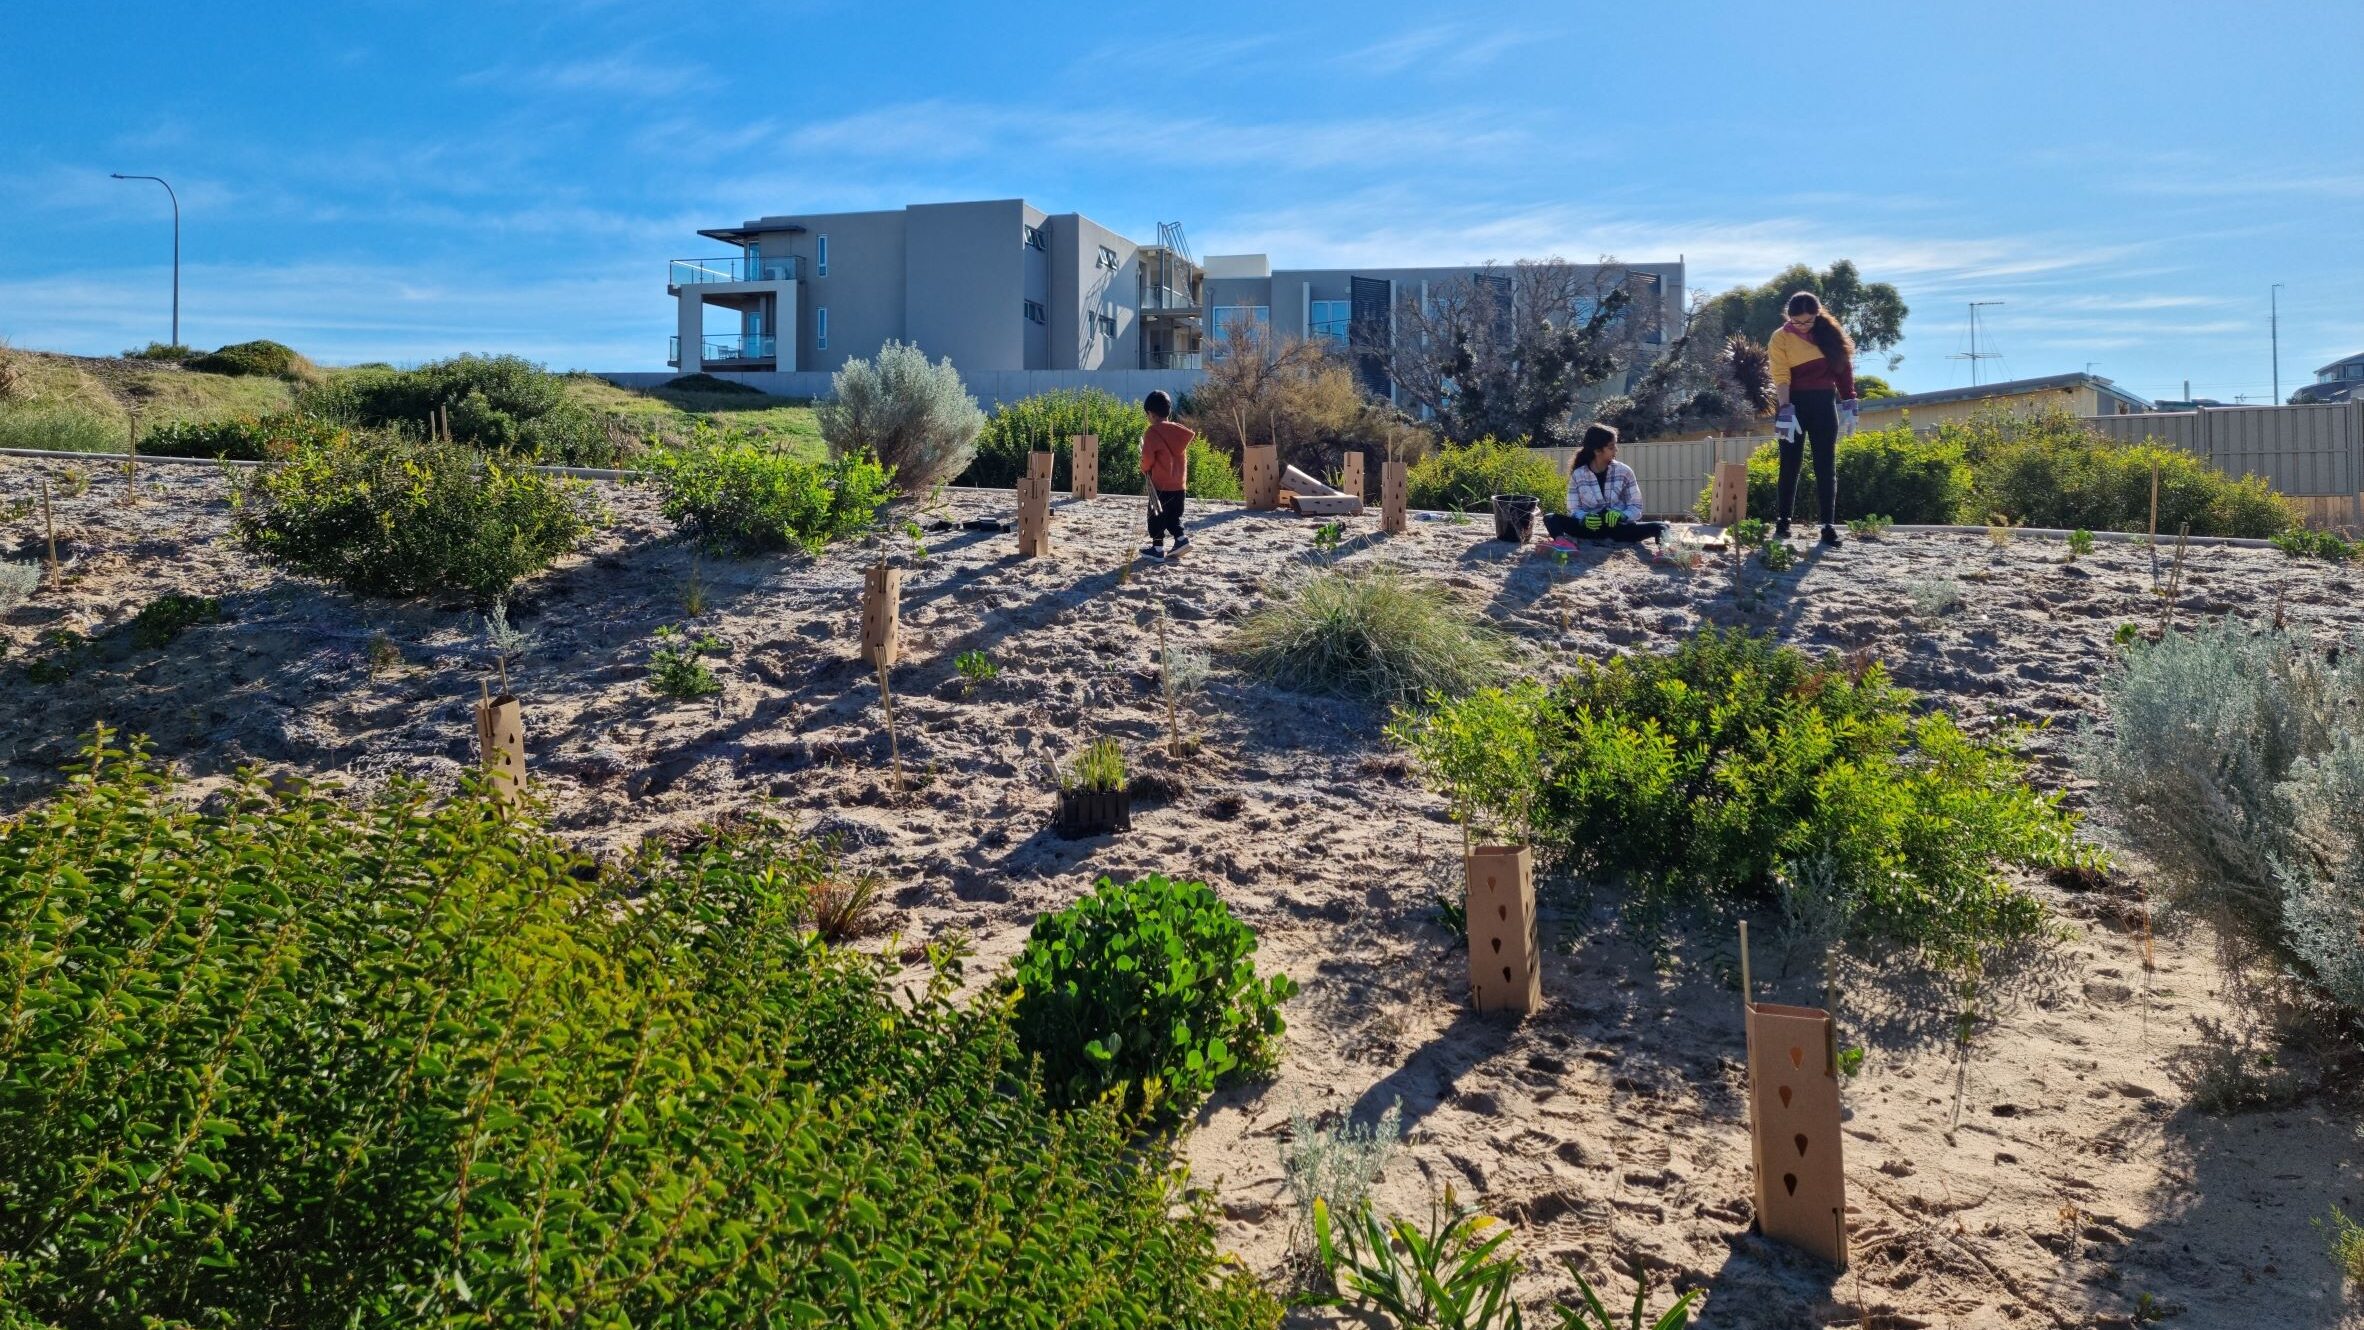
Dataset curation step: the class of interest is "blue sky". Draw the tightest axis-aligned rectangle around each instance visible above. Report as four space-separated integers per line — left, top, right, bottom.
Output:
2 0 2355 402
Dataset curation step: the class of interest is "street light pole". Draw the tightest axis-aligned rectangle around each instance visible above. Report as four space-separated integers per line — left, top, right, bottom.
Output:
110 173 179 349
2270 283 2284 404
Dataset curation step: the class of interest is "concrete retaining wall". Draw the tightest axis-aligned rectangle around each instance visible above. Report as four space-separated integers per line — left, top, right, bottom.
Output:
598 367 1206 410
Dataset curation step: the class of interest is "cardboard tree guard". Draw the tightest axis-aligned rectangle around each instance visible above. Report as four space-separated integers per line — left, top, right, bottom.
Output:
1340 450 1365 503
1381 461 1409 534
1243 444 1280 510
1464 844 1540 1014
1707 460 1749 527
1027 449 1054 484
474 688 526 805
1016 475 1054 557
1070 433 1099 501
860 564 902 668
1745 1000 1849 1269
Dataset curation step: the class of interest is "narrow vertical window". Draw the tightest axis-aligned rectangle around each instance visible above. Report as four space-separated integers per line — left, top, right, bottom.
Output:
817 234 829 277
816 307 828 350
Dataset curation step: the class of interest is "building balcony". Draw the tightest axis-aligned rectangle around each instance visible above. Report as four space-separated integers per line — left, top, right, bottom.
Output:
668 334 777 368
668 254 800 288
1143 352 1202 370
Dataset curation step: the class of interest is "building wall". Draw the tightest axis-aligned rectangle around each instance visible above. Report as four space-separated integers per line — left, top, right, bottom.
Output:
905 200 1027 372
752 209 906 373
1049 214 1139 371
600 367 1203 412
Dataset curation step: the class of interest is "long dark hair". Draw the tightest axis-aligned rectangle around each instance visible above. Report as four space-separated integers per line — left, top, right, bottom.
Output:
1785 292 1854 367
1571 422 1619 472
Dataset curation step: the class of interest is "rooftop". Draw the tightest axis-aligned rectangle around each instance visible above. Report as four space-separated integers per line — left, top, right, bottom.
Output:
1863 371 2154 414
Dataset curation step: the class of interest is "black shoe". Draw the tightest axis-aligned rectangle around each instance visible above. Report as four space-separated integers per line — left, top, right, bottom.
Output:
1774 520 1792 540
1821 525 1843 546
1139 543 1166 560
1170 534 1193 554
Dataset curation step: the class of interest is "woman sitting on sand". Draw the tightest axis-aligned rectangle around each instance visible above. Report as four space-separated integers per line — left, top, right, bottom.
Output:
1545 424 1666 546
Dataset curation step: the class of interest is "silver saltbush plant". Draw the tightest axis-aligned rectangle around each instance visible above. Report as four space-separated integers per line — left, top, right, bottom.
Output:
2079 621 2364 1004
1280 1098 1402 1251
816 340 984 495
0 559 37 612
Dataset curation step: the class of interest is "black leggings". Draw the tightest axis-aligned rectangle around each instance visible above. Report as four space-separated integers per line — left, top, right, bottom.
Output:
1779 388 1839 525
1544 513 1666 543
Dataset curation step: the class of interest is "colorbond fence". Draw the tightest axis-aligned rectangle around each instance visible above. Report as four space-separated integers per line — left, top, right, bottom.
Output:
1541 400 2364 525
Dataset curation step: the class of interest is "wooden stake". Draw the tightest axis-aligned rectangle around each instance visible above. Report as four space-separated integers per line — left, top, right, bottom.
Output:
41 477 58 580
876 659 904 795
1739 919 1753 1012
124 411 139 499
1158 608 1180 758
2148 461 2159 543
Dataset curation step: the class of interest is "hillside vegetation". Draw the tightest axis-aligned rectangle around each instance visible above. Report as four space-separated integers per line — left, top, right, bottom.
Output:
0 347 821 461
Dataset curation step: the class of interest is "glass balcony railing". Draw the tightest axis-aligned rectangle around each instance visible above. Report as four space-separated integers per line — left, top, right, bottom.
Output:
668 334 778 366
668 254 801 286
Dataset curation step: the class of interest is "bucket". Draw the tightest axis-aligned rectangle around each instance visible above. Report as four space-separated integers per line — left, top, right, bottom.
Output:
1491 493 1541 543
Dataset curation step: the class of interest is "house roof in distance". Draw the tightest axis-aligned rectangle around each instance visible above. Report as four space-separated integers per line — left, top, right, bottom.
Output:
1862 372 2154 414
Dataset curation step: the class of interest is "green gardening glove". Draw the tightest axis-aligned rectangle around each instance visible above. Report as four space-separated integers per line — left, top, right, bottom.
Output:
1604 510 1623 528
1584 513 1603 532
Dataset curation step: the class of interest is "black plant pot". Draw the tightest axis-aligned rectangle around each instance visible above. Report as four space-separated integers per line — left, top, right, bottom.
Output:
1491 493 1541 543
1056 787 1132 836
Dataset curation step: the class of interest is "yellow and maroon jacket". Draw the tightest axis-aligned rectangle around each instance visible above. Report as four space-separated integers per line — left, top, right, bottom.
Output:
1769 325 1857 398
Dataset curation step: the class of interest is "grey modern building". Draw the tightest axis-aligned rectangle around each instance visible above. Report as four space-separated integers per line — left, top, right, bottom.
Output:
664 198 1684 403
668 199 1201 377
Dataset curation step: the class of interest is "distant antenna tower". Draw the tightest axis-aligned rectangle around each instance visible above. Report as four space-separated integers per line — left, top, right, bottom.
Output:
1949 301 2005 386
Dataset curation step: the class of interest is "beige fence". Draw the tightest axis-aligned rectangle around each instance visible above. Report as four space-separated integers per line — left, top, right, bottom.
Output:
1541 399 2364 525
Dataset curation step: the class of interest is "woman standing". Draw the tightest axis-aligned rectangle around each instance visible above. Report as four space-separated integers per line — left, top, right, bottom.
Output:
1767 292 1860 544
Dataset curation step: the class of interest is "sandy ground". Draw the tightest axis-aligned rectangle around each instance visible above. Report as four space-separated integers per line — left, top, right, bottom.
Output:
6 456 2364 1329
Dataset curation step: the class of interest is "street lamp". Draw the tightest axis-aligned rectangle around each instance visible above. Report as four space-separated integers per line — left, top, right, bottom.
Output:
109 173 179 349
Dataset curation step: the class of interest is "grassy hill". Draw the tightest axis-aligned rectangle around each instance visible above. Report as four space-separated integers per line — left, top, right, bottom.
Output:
0 346 822 460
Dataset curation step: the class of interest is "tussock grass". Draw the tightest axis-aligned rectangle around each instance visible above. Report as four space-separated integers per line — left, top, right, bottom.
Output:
1227 567 1507 703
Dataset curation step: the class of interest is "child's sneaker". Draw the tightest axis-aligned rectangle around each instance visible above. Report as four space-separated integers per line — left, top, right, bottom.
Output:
1139 543 1166 560
1170 534 1193 554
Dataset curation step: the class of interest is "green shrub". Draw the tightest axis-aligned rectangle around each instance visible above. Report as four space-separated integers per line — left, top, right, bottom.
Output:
185 338 312 380
129 593 221 648
1397 628 2085 963
0 734 1280 1328
296 354 631 466
2272 527 2356 561
1947 406 2295 537
1407 436 1568 514
816 340 985 494
232 432 586 603
1706 424 1972 525
138 410 345 460
639 431 891 555
967 387 1149 492
1188 435 1243 500
1011 874 1297 1116
648 624 724 698
121 341 191 361
0 401 119 453
1228 567 1508 703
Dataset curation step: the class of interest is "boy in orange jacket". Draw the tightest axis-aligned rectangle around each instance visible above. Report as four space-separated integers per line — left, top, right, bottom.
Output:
1138 390 1195 559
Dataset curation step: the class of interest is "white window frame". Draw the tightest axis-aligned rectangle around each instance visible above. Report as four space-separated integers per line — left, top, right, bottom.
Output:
817 234 829 277
815 307 828 350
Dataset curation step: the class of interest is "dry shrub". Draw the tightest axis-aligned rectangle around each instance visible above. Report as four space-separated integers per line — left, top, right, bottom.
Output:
0 336 22 402
1189 330 1396 475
